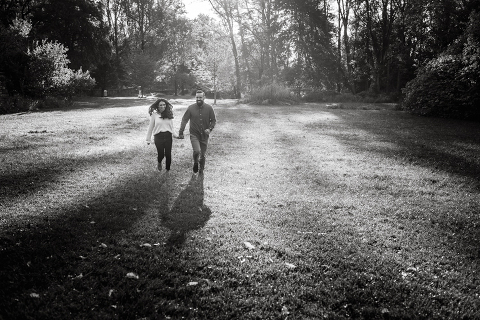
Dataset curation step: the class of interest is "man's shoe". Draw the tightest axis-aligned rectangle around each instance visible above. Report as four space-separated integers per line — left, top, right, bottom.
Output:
193 162 199 173
157 162 162 171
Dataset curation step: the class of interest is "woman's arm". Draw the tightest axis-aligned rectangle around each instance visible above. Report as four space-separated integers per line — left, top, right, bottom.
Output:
146 114 155 143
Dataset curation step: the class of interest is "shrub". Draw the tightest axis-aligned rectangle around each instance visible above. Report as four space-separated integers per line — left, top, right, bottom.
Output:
0 95 37 114
303 90 339 102
402 11 480 119
302 90 397 103
27 41 95 99
243 83 299 105
57 68 96 98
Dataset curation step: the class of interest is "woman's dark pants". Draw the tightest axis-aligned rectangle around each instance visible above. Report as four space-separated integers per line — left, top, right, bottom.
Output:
154 132 172 170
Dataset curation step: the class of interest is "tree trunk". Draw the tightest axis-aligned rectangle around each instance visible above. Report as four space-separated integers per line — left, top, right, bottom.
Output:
228 21 242 98
209 0 242 98
235 1 253 91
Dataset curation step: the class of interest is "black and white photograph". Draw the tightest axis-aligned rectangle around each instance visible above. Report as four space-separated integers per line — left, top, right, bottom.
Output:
1 0 479 318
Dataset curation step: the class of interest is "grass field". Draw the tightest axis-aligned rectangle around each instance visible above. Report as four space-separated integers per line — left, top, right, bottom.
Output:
1 97 479 319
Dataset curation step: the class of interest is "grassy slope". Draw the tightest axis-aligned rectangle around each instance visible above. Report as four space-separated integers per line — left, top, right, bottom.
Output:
0 98 479 319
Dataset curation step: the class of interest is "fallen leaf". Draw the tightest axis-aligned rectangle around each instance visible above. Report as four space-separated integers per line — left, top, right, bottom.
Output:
126 272 139 279
108 289 115 297
244 241 255 250
281 306 290 315
30 293 40 298
187 281 198 286
79 256 87 260
99 243 107 248
140 243 152 247
285 262 296 269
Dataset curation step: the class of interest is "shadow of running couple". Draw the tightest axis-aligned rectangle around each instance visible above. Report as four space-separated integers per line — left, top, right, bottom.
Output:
160 173 211 249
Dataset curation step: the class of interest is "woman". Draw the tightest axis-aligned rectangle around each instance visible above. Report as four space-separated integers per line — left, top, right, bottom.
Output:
146 98 176 171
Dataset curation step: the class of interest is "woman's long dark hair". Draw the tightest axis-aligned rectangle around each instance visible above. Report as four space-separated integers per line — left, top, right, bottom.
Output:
148 98 174 119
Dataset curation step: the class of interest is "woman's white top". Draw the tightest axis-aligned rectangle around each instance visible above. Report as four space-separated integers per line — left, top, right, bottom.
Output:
146 113 174 141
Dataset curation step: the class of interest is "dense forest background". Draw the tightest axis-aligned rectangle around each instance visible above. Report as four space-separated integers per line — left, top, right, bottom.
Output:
0 0 479 118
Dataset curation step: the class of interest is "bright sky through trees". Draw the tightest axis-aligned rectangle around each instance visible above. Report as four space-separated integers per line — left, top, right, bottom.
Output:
183 0 215 19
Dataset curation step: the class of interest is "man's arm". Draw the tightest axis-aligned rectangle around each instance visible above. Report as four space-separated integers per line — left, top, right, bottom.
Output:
178 107 191 138
209 107 217 131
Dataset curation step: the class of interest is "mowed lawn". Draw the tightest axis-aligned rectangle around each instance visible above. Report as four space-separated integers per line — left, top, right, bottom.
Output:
0 97 479 319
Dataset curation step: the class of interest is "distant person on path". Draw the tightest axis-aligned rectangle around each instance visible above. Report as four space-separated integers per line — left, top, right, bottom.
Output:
178 89 217 174
146 98 177 171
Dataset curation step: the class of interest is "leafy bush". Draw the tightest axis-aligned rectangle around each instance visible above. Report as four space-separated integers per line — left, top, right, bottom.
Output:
243 83 299 105
28 41 95 98
402 11 480 119
0 95 38 114
0 95 75 114
303 90 396 103
303 90 338 102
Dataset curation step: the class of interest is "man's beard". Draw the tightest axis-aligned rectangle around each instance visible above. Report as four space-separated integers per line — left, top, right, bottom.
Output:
196 100 204 107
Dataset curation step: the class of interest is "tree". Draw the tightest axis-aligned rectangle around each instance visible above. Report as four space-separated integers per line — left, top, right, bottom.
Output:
199 27 233 101
208 0 242 98
239 0 286 85
162 16 195 95
31 0 111 71
128 51 156 95
279 0 337 90
0 0 36 27
0 20 31 95
336 0 354 92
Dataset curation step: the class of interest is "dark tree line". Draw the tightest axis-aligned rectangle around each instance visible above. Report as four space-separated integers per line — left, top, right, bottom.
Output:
1 0 479 118
335 0 480 98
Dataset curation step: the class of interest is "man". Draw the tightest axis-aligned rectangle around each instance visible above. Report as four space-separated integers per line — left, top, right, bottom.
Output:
178 89 217 174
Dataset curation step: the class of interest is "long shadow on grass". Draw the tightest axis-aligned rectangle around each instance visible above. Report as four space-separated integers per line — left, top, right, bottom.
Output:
315 109 480 258
328 110 480 186
160 174 211 249
0 154 167 318
266 127 480 318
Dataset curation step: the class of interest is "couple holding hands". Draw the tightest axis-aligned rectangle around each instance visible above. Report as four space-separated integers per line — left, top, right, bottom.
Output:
145 89 216 174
